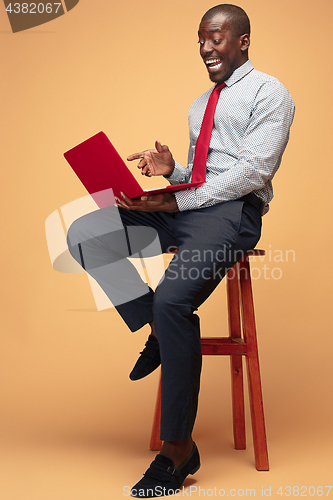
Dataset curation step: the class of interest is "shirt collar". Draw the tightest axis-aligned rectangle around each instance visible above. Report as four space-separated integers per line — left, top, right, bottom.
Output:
224 59 254 87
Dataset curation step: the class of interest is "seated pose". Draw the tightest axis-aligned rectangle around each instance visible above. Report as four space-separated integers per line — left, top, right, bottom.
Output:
67 4 295 497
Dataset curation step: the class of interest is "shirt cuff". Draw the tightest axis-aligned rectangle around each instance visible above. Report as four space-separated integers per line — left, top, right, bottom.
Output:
164 161 189 185
174 188 198 211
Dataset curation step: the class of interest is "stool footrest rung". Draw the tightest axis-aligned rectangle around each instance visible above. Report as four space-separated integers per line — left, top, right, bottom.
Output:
201 337 247 355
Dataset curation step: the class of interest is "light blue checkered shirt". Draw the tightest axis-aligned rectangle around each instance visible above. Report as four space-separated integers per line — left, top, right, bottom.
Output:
168 60 295 214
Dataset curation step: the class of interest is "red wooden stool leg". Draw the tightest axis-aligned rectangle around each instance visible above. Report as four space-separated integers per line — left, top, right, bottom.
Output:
150 372 162 451
227 265 246 450
239 257 269 471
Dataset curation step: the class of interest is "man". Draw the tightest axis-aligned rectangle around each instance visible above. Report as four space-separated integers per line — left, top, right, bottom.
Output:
67 4 295 497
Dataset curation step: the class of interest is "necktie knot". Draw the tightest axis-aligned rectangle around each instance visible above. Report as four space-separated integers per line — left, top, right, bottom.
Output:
214 82 226 93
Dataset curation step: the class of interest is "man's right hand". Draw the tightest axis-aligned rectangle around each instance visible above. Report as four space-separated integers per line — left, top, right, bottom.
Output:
127 140 175 178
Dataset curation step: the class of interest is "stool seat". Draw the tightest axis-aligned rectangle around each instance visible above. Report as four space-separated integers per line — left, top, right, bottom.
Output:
149 249 269 471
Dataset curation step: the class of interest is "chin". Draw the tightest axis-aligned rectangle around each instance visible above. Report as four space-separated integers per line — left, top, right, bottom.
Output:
209 74 219 83
210 76 223 85
208 72 224 84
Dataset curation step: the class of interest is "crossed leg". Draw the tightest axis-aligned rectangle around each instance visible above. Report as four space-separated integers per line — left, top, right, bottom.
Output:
67 200 262 468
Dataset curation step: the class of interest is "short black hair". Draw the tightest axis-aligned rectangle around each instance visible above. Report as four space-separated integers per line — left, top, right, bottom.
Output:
201 4 251 37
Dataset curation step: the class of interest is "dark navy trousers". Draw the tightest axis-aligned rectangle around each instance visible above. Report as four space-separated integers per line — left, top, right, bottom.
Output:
67 198 262 441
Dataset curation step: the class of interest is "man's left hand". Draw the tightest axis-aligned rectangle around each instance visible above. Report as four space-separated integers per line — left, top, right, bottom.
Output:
115 192 179 213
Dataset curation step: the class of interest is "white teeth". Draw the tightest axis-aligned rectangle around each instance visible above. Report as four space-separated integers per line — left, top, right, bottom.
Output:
205 58 221 66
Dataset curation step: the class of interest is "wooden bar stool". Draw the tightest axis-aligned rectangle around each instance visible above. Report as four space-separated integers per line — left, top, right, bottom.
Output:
149 249 269 471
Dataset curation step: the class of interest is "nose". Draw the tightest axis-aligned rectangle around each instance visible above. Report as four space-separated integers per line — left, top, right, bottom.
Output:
200 40 213 57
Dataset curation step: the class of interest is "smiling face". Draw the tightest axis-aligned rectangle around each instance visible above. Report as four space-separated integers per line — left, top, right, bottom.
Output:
198 13 250 84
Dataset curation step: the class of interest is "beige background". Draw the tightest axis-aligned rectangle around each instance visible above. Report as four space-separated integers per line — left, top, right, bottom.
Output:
1 0 332 498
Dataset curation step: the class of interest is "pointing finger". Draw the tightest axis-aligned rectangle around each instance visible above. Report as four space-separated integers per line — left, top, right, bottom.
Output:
127 148 158 161
127 152 146 161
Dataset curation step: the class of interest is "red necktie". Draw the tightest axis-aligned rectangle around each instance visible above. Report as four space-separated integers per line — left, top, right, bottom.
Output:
191 82 226 184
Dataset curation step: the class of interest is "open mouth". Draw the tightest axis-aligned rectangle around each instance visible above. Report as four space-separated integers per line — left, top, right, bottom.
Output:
205 58 222 71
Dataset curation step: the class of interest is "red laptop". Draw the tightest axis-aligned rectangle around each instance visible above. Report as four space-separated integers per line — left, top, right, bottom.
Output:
64 132 202 208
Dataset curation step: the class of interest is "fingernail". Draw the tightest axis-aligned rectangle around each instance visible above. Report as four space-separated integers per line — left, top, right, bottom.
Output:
120 192 125 199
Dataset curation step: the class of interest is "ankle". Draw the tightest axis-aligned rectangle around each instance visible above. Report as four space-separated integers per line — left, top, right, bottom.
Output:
149 320 158 339
160 438 194 468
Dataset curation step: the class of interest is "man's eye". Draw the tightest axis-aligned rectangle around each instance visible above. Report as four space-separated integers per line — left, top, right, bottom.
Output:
198 40 204 45
213 39 221 44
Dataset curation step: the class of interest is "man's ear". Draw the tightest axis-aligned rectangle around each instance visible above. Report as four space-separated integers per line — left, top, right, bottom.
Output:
240 34 250 51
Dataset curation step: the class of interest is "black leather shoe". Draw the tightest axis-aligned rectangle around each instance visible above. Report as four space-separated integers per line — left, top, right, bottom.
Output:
129 335 161 381
130 443 200 498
